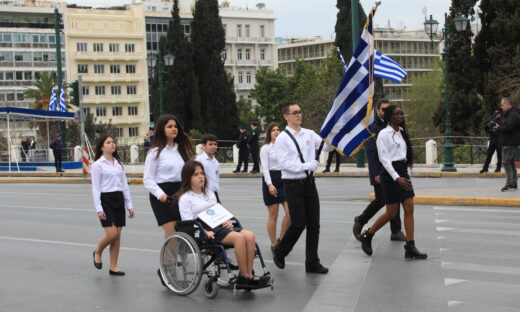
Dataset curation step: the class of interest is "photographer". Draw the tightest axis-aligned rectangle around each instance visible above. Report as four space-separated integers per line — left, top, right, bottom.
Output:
480 110 502 173
494 97 520 191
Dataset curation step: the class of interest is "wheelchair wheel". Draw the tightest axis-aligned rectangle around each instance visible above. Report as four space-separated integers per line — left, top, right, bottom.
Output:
204 276 219 299
160 232 203 296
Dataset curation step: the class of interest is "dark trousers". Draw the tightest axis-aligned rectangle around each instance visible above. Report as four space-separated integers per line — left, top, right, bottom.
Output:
278 178 320 267
250 147 260 171
482 140 502 170
358 184 402 233
325 151 341 170
236 149 249 172
53 150 62 171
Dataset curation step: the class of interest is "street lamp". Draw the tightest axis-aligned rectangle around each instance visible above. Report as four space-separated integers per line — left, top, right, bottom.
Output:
147 52 175 115
424 13 469 172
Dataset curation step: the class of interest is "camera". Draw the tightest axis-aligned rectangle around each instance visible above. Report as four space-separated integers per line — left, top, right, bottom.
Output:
485 110 502 131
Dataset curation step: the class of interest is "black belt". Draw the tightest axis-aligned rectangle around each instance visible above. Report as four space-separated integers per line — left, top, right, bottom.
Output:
283 177 313 184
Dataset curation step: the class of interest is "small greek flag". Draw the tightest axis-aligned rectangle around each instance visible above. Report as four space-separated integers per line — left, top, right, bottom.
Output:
48 87 57 111
374 50 407 82
320 7 376 156
58 87 67 112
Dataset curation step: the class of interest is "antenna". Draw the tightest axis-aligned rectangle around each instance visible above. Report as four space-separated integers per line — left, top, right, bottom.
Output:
422 7 427 21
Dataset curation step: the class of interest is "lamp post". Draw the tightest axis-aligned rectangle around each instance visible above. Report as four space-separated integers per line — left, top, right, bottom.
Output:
147 52 175 115
424 13 469 172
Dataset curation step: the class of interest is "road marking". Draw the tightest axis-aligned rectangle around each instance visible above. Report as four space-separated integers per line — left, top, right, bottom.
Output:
435 219 449 223
436 227 520 237
433 206 520 214
444 278 466 286
442 261 520 276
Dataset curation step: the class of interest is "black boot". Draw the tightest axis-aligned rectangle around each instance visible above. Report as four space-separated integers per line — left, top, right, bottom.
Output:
359 229 374 256
322 167 330 173
404 240 427 260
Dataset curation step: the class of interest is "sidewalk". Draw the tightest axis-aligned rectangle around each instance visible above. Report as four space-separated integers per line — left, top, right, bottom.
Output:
1 163 517 207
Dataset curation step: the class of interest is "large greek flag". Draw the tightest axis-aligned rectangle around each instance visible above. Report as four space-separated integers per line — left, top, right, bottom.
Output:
319 7 376 156
48 87 57 111
58 87 66 112
374 50 407 82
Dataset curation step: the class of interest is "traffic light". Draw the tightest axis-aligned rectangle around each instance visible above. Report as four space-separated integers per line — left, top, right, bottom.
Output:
68 80 80 107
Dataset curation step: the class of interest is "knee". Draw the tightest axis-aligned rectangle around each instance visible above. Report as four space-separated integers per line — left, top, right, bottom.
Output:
243 230 255 243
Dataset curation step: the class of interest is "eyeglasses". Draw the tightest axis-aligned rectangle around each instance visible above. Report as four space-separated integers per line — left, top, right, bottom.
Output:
288 110 303 116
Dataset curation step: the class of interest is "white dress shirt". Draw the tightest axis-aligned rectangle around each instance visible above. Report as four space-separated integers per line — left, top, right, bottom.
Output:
178 190 218 221
274 126 331 179
376 125 408 181
260 143 281 185
143 145 185 199
91 155 133 213
195 152 220 193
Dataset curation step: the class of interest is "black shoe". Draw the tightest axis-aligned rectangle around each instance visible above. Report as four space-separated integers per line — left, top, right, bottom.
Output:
334 168 340 173
494 168 501 172
352 216 363 241
272 245 285 269
93 251 102 270
404 240 427 260
501 185 517 192
250 170 259 174
232 170 240 173
109 270 125 276
359 230 374 256
479 168 488 173
322 168 330 173
241 170 248 173
390 231 407 241
306 262 329 274
157 269 167 287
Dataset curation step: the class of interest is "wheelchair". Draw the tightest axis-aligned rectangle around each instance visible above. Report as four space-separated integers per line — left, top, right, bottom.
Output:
158 219 274 298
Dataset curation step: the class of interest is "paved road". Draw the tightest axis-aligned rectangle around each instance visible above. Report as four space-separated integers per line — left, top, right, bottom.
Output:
0 178 519 312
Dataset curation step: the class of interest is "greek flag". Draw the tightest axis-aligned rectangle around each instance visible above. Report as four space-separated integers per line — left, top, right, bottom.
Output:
319 7 376 156
58 86 67 112
374 50 407 82
48 87 57 111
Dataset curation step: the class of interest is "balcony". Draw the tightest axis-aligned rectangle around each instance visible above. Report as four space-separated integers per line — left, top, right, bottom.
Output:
72 52 145 62
81 74 144 83
226 37 275 44
235 83 254 90
83 95 145 104
0 81 33 87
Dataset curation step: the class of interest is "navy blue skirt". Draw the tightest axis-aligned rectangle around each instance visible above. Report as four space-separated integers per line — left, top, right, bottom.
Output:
381 161 415 204
262 170 286 205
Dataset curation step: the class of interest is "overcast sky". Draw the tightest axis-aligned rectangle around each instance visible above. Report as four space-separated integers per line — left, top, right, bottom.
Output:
68 0 458 38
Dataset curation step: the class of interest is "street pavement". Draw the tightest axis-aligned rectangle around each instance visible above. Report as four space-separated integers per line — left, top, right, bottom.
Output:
0 178 519 312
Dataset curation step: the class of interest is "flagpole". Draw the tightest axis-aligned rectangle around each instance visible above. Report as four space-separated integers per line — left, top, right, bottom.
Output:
352 0 365 168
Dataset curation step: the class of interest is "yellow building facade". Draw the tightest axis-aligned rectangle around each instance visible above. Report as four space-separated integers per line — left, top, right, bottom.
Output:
64 5 149 144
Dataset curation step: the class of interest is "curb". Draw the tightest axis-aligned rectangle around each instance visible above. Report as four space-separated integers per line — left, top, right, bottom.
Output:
368 193 520 207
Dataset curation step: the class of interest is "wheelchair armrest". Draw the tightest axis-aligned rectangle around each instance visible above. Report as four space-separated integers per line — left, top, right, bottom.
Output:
176 220 211 240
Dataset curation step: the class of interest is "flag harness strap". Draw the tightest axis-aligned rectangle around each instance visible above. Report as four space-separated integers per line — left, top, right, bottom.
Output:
284 129 311 179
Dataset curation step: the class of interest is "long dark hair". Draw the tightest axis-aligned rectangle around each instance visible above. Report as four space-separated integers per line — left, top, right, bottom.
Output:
152 114 195 161
94 134 122 165
263 122 280 145
175 160 208 200
383 105 414 167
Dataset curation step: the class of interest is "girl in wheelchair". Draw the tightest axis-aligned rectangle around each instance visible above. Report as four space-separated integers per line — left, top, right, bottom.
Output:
177 160 270 287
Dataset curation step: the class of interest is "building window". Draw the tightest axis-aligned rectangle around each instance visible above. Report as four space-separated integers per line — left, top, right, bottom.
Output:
260 49 265 60
93 43 103 52
113 128 123 138
125 44 135 52
111 86 121 95
223 24 226 36
112 106 122 116
246 72 251 84
110 64 121 74
260 25 265 38
236 24 242 37
126 65 136 74
94 64 104 74
127 85 137 95
95 86 105 95
96 107 106 116
128 106 138 115
129 127 139 137
76 42 87 52
245 49 250 60
109 43 119 52
237 49 242 60
183 24 191 35
82 107 90 116
223 49 227 61
245 24 250 38
77 64 88 73
238 72 243 84
82 86 89 96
